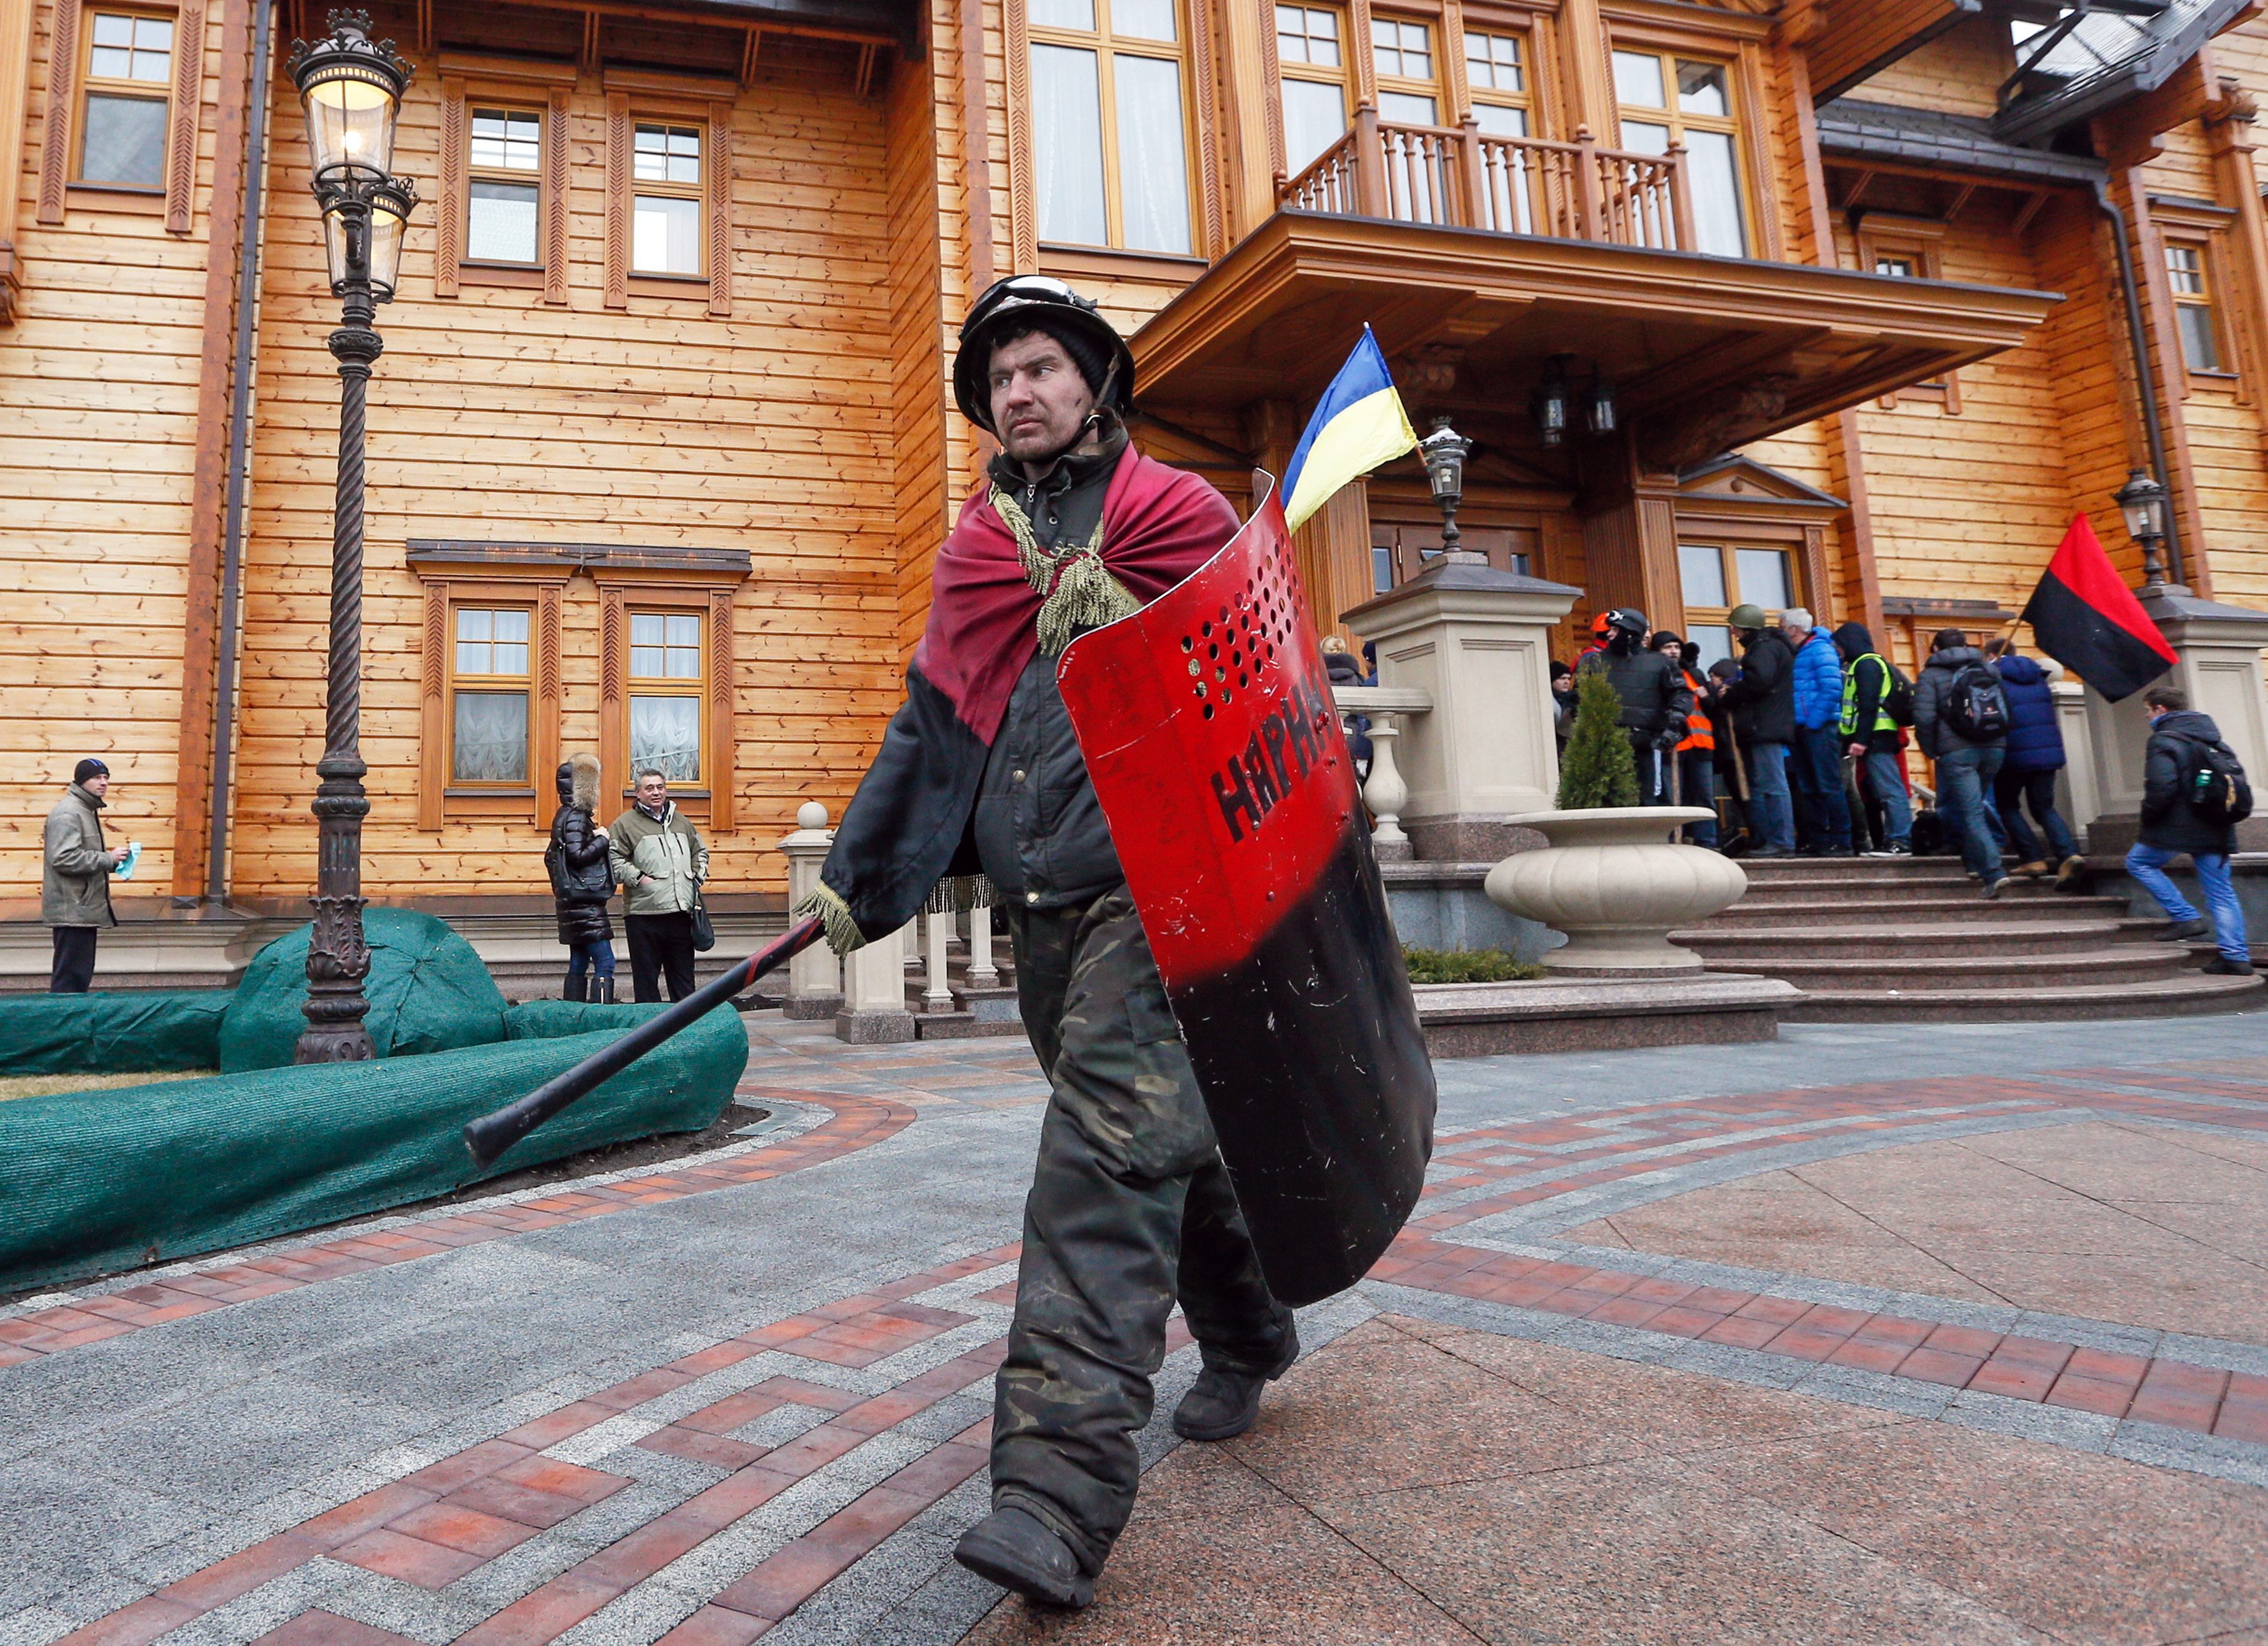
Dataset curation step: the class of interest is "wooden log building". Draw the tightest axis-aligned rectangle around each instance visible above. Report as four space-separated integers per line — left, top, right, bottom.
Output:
3 0 2266 937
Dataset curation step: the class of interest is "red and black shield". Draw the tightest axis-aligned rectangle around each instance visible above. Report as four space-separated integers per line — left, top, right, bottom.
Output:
1056 482 1436 1306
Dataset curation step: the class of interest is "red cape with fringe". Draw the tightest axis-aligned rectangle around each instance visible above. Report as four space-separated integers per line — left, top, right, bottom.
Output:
914 447 1241 745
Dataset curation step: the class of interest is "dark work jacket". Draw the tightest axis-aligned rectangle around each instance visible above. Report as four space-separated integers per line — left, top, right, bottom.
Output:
2140 709 2239 856
547 802 614 946
1721 629 1796 747
968 430 1127 909
1994 653 2064 773
1578 645 1691 739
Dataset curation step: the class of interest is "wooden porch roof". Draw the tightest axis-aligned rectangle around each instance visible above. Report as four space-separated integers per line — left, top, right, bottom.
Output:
1129 211 2061 473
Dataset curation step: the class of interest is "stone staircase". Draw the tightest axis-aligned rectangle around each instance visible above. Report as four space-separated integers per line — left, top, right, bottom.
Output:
902 927 1025 1038
1678 856 2264 1022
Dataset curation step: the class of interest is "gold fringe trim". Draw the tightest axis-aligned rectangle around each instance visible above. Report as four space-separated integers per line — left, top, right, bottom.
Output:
792 883 867 955
923 874 995 914
991 485 1140 657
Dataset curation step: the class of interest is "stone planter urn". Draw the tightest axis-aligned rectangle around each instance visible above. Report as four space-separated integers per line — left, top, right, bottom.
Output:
1484 807 1746 974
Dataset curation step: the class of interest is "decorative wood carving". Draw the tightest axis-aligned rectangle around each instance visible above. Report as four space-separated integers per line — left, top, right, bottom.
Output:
1006 0 1032 272
706 99 732 315
709 589 735 831
1348 0 1376 108
1801 524 1831 625
37 0 79 224
604 92 629 308
1188 0 1221 258
1737 39 1781 262
544 87 569 304
535 583 562 825
419 585 447 828
163 0 202 232
599 586 626 802
1439 0 1470 122
1257 0 1284 183
436 78 463 296
958 0 995 289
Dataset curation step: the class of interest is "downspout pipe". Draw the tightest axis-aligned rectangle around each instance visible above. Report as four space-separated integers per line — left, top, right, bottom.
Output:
207 0 272 902
2091 174 2187 586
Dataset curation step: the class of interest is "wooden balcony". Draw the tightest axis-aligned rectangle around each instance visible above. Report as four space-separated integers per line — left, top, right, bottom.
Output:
1280 109 1695 251
1130 211 2061 472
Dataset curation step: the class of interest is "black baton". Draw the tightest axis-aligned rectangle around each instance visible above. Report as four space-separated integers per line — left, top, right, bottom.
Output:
464 915 826 1170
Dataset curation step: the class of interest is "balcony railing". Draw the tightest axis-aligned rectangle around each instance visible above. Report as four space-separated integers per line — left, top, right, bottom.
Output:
1279 108 1695 253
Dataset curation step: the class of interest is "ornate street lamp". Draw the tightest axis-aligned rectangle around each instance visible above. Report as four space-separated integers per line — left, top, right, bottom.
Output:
1419 417 1475 562
2113 469 2170 590
287 11 417 1063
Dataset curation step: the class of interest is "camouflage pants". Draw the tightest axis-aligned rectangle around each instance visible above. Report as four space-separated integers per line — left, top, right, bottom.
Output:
993 885 1294 1574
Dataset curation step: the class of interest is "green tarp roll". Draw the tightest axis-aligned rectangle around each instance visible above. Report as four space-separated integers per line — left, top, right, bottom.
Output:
0 991 230 1076
0 1000 749 1293
218 908 510 1072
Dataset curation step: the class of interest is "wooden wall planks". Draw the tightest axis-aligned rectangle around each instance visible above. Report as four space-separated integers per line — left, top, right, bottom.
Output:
224 34 899 900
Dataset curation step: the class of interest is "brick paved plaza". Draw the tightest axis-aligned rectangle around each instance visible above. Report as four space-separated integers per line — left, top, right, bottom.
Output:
4 1014 2267 1644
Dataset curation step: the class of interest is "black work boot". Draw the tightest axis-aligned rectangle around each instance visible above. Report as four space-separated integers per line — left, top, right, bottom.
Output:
1172 1324 1301 1442
953 1505 1094 1608
2156 917 2211 943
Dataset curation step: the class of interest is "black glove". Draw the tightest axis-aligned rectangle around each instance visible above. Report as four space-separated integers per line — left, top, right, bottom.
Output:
1655 728 1684 751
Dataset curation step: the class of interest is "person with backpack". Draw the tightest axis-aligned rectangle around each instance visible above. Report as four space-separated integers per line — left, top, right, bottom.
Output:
1913 627 2012 897
1985 638 2082 885
1833 622 1912 856
2129 683 2253 975
1786 608 1854 856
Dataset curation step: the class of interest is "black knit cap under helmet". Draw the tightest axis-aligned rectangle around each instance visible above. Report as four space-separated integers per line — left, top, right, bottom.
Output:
953 275 1136 434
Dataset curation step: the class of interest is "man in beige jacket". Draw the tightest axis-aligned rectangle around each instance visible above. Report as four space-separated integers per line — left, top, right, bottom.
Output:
44 758 125 993
607 767 708 1001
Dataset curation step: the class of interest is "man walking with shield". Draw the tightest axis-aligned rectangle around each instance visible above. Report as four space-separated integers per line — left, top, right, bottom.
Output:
797 279 1432 1608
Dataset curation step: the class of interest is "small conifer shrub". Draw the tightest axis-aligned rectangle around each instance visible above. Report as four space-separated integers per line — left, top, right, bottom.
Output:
1556 666 1641 809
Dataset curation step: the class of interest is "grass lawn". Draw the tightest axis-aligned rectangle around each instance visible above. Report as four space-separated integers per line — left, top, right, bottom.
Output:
0 1070 205 1102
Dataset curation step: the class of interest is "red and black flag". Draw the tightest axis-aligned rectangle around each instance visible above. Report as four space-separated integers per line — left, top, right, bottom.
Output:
2020 514 2177 702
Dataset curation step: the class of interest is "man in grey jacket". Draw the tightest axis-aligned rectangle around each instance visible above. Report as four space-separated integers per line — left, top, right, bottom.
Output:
608 768 709 1001
1912 629 2010 898
43 758 125 993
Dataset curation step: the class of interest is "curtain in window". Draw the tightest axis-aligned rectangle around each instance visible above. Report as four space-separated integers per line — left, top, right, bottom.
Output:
1280 79 1346 174
1032 44 1108 246
1682 130 1746 258
629 697 701 781
452 692 529 783
1113 55 1191 253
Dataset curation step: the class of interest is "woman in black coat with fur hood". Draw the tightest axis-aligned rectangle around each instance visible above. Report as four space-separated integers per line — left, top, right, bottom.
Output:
547 751 619 1001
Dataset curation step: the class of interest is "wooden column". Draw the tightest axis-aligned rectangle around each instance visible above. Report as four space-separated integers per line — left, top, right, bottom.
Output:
1577 442 1682 627
1787 31 1882 639
169 0 260 896
2206 80 2268 418
2122 169 2214 595
1214 0 1280 237
1554 0 1614 142
0 0 28 317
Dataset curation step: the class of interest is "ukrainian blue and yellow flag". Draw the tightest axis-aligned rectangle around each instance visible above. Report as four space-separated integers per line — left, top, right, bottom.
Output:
1280 326 1420 533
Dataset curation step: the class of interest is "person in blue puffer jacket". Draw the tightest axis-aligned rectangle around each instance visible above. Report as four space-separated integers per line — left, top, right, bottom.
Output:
1986 638 2082 884
1784 609 1853 854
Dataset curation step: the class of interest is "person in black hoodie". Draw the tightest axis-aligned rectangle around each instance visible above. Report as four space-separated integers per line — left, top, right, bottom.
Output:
1576 608 1691 804
545 752 617 1001
2127 684 2253 974
1718 603 1796 854
1833 622 1911 856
